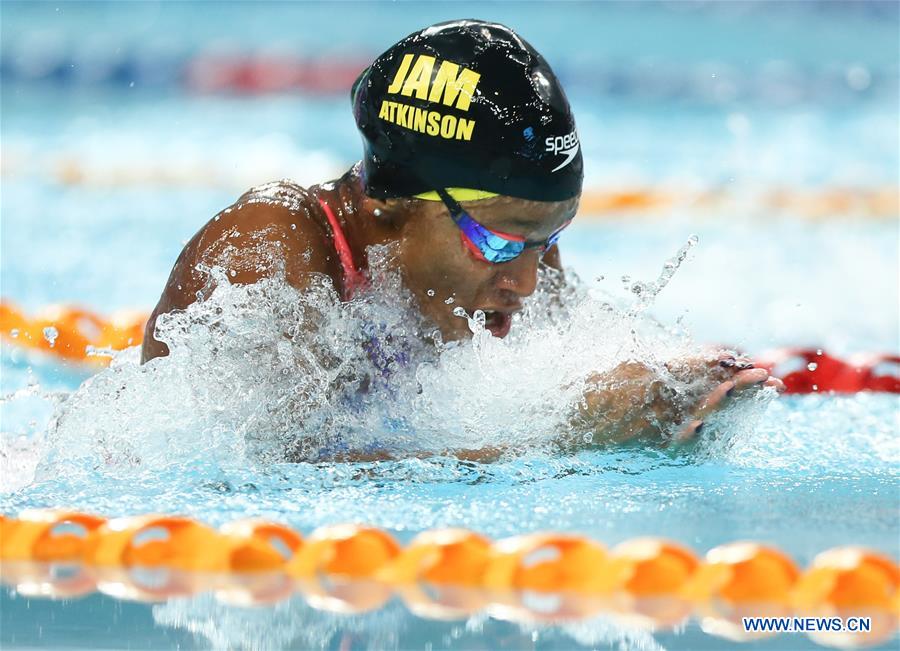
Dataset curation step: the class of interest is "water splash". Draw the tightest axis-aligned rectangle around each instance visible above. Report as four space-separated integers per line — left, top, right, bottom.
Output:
624 234 699 317
42 326 58 348
10 237 775 486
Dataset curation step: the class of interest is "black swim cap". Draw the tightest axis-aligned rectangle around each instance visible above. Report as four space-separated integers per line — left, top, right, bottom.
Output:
352 19 583 202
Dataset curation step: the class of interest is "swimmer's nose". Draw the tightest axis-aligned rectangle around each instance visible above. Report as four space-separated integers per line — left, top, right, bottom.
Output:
494 249 540 298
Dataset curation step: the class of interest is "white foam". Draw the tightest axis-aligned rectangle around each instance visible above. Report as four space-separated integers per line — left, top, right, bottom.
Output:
28 237 766 476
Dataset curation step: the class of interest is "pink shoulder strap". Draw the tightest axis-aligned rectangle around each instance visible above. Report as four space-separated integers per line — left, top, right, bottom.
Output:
318 197 367 299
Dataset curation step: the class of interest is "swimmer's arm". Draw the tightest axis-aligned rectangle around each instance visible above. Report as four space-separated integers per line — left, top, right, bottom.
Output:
141 194 341 363
572 353 785 446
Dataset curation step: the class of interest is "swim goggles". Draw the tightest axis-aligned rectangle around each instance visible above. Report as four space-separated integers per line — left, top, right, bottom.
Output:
432 187 570 264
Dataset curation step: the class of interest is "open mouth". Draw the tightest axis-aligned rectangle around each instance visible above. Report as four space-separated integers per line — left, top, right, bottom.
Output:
482 310 513 338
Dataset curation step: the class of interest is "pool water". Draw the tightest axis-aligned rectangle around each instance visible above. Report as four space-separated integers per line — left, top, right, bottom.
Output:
2 2 898 650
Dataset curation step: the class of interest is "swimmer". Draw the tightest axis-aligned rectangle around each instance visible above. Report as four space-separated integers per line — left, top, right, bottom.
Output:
141 20 783 450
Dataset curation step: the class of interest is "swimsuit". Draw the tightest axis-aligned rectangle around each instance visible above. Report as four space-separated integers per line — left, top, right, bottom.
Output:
313 196 410 459
318 197 368 299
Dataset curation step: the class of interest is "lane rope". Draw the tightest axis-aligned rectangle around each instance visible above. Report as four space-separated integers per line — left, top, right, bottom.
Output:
0 509 897 643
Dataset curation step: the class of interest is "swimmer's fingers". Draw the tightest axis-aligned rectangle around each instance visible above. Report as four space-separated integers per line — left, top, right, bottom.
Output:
764 376 786 393
674 371 785 446
669 350 754 384
692 368 771 420
672 419 704 444
731 367 771 391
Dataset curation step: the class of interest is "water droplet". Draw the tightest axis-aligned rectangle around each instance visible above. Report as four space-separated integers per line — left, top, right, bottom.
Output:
807 362 818 371
229 270 237 277
582 433 593 444
10 329 18 338
452 306 466 318
444 297 455 304
43 326 58 347
426 289 435 297
845 65 871 91
816 349 823 356
290 223 297 230
812 384 818 391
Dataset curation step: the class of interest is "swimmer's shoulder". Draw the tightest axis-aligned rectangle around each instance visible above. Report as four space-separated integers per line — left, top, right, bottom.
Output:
141 180 338 363
194 179 342 285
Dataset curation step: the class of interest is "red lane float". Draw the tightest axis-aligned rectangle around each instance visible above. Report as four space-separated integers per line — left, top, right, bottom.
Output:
756 348 900 394
184 55 369 95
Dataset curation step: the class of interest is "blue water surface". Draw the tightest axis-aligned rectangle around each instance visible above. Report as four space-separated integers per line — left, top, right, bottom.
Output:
1 2 898 650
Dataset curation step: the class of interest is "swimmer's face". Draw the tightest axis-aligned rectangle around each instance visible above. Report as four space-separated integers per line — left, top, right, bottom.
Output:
397 194 579 340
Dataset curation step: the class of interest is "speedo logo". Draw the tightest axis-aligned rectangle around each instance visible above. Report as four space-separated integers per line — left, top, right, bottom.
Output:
546 130 580 172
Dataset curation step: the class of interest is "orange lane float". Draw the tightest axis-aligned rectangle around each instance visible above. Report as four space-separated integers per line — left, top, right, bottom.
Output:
0 561 98 599
481 533 613 621
219 518 304 572
482 533 610 595
684 543 804 642
683 542 802 605
378 528 492 586
579 186 899 220
286 524 400 579
608 537 701 595
0 300 146 365
0 509 107 562
0 511 898 645
379 528 494 620
793 548 900 649
792 547 900 612
604 537 700 629
287 524 402 612
84 514 299 573
85 515 222 570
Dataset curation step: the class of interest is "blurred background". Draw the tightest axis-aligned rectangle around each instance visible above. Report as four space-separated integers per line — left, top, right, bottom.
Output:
2 0 898 354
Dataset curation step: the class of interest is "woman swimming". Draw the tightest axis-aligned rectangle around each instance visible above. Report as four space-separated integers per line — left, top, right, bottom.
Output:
140 19 783 454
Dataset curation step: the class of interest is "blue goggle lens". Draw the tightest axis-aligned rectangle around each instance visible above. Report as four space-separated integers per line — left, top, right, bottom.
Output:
438 188 569 264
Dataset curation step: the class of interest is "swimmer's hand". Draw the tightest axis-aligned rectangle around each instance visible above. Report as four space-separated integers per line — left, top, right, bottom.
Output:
574 352 785 446
670 359 785 444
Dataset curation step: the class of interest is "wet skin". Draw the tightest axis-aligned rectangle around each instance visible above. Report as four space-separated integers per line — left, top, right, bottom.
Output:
141 164 783 448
